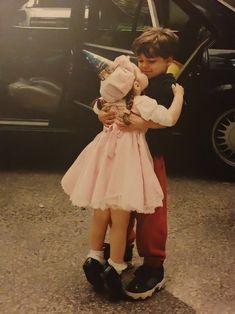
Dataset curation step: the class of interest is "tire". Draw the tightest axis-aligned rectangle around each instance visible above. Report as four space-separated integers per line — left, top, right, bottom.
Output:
204 104 235 181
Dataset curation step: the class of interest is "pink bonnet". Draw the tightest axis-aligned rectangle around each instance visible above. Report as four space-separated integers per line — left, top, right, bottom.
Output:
114 55 148 91
100 66 135 102
100 55 148 103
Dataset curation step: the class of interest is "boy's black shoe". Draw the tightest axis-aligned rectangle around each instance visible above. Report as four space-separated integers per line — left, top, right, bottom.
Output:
125 265 165 300
82 257 104 291
103 265 125 300
103 242 134 263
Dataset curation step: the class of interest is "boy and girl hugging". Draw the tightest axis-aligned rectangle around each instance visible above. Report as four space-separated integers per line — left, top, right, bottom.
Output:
61 27 184 301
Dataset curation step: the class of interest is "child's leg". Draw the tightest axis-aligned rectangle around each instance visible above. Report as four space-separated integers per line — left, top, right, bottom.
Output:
109 209 130 264
135 155 167 268
126 211 136 244
90 208 110 251
83 208 110 289
103 209 131 299
103 214 135 263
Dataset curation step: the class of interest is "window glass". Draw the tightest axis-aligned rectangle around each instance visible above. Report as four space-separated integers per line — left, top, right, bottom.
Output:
98 1 133 33
165 0 212 63
0 1 71 120
85 0 152 49
165 0 190 30
136 2 152 32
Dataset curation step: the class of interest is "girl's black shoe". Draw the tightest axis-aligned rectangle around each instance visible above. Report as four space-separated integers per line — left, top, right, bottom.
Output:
103 265 125 300
82 257 105 291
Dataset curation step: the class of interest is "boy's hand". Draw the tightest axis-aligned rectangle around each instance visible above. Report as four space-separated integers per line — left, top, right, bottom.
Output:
172 83 184 97
115 113 148 131
98 109 116 127
115 113 165 131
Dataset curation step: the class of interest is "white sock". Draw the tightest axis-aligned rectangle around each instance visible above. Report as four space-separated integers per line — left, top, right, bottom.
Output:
108 258 127 274
87 249 105 265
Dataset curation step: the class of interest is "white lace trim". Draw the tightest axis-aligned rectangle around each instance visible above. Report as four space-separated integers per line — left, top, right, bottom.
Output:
62 184 162 214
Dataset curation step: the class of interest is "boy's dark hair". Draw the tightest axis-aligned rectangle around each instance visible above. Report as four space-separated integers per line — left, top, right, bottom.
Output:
132 27 179 58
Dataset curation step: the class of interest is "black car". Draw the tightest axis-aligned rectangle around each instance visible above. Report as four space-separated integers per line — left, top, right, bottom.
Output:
0 0 234 179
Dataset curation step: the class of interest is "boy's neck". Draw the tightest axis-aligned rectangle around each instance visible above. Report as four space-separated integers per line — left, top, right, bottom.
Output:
149 71 168 80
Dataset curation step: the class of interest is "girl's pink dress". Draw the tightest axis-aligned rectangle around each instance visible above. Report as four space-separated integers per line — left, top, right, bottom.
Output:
61 96 170 214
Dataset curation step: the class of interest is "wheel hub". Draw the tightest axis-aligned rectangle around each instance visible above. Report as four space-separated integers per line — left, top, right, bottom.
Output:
212 109 235 167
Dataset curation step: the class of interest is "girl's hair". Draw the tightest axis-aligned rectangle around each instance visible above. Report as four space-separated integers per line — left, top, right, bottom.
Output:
125 89 134 110
91 97 106 110
132 27 179 58
91 85 134 112
122 87 135 125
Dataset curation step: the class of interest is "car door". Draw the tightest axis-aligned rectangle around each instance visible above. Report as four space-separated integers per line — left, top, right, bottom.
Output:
70 0 158 109
152 0 216 133
0 0 72 130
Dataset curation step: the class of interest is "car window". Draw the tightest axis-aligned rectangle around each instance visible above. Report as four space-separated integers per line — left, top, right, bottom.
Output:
159 0 212 63
169 1 190 30
0 1 72 121
159 0 190 31
84 0 152 50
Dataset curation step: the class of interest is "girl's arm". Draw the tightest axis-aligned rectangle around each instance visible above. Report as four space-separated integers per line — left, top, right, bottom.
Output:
165 84 184 125
134 84 184 127
115 84 184 131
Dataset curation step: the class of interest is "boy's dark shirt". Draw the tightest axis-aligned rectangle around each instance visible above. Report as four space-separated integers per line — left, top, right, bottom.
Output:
145 72 176 156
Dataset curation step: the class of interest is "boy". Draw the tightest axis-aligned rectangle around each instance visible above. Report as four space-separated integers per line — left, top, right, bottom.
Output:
99 27 181 300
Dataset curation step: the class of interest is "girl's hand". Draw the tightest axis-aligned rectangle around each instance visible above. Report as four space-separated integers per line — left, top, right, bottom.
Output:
98 109 116 127
172 83 184 97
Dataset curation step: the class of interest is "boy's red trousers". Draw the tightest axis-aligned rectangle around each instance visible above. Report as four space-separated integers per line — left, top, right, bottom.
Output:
127 155 168 268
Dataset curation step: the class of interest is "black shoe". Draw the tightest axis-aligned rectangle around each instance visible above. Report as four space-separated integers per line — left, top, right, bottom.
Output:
103 242 134 263
103 265 125 300
125 265 165 300
82 257 104 290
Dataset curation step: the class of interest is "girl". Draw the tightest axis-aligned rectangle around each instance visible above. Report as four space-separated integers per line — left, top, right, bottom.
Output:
61 52 184 299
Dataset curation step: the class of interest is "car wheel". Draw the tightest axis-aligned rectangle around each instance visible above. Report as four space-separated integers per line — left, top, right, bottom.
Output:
205 105 235 180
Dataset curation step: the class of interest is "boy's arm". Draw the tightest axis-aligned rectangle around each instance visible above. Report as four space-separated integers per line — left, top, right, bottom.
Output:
92 98 116 127
98 110 116 127
115 114 163 132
